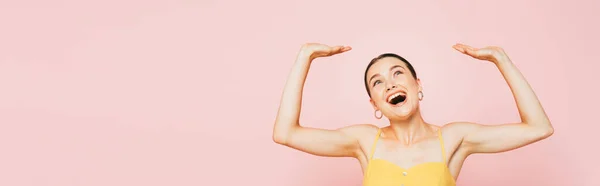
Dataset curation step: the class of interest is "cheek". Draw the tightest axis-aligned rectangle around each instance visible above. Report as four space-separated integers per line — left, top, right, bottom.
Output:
394 75 410 83
397 77 418 87
369 89 382 100
371 86 385 96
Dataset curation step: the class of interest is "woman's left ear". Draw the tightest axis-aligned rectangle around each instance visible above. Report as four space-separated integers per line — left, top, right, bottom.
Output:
417 78 423 92
369 99 378 110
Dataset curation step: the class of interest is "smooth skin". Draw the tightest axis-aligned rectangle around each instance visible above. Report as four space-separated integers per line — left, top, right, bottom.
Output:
272 42 554 180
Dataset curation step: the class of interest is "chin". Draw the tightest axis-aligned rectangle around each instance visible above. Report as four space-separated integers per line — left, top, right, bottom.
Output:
390 111 414 120
387 103 418 120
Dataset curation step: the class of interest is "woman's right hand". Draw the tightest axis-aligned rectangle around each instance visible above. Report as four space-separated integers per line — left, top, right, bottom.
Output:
273 42 375 158
300 43 352 60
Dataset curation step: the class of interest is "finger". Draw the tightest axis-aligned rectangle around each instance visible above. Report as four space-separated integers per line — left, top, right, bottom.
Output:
465 48 478 56
331 46 344 52
331 45 351 54
458 43 477 51
340 46 352 52
452 44 465 53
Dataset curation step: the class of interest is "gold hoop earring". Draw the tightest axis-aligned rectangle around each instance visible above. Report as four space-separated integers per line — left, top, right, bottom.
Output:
374 110 382 119
418 91 424 101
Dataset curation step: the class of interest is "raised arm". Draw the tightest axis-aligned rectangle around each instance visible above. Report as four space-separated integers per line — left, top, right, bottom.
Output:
450 44 554 154
272 43 373 158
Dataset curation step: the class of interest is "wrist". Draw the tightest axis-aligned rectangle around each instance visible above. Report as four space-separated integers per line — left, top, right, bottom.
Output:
492 51 511 65
494 57 514 70
297 48 316 63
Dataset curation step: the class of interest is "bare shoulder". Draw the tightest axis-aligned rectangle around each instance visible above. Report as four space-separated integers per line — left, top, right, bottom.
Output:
438 122 481 152
441 121 480 137
339 124 381 149
338 124 380 138
338 124 381 159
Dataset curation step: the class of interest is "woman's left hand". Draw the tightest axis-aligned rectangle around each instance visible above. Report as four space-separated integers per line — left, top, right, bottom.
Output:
452 43 509 64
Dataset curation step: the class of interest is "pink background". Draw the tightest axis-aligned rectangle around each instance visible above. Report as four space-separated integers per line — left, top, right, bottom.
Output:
0 0 597 186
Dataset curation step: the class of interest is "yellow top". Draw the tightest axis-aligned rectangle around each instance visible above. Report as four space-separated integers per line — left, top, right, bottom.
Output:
363 129 456 186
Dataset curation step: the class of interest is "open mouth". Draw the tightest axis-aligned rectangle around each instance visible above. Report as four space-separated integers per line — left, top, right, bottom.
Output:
387 92 407 105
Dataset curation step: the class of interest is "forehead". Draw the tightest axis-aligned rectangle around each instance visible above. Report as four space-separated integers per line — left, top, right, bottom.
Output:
366 57 408 77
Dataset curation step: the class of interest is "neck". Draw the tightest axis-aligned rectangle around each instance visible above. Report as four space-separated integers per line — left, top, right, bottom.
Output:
387 110 431 145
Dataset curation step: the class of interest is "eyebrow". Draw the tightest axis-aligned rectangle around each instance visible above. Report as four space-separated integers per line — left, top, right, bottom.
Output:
368 65 405 85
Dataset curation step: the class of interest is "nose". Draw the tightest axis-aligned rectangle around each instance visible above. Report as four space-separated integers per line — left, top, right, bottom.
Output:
386 84 397 92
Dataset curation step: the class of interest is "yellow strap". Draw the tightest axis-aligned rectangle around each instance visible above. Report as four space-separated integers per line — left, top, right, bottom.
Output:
438 129 447 164
368 128 382 160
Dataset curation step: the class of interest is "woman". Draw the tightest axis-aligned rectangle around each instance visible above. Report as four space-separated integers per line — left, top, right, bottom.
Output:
272 43 553 186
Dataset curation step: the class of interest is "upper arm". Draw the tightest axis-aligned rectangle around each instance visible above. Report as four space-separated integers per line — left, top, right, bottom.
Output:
450 122 554 154
273 124 376 158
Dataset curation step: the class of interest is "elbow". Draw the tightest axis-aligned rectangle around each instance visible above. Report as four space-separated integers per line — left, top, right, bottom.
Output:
523 120 554 140
272 133 288 145
272 119 300 145
542 126 554 138
535 124 554 140
272 124 295 146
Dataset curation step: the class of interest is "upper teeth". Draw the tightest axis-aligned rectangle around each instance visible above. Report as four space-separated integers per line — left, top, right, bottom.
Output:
388 93 403 102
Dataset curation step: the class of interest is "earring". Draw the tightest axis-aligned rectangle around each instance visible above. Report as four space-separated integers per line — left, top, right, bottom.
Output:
418 91 424 101
374 110 382 119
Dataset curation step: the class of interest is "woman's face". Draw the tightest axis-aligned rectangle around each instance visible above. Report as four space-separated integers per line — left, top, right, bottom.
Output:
366 57 422 120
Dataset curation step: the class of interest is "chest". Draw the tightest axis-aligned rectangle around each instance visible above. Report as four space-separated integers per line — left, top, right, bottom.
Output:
364 160 455 186
371 138 445 169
